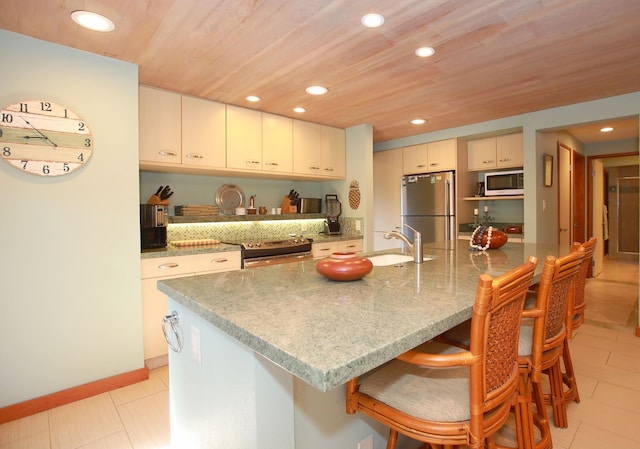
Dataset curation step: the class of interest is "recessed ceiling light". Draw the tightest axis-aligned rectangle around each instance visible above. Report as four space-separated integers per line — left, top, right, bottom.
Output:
361 13 385 28
305 86 328 95
246 95 261 102
410 118 427 125
70 11 115 32
415 47 436 58
293 107 306 113
600 127 614 132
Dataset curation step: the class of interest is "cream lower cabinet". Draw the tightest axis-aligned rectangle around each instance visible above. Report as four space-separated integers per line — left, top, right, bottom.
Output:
374 148 404 251
141 251 241 361
312 239 363 259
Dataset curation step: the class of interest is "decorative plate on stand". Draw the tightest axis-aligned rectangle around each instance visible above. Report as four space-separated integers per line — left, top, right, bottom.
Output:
215 184 245 214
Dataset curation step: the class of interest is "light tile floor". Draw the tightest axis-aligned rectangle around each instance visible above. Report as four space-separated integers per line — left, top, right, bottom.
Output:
1 258 638 449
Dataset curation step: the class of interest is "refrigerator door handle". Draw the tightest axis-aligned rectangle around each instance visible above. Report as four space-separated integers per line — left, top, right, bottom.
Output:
445 180 450 215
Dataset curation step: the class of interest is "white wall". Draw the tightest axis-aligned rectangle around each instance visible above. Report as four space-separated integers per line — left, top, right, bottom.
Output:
0 31 142 406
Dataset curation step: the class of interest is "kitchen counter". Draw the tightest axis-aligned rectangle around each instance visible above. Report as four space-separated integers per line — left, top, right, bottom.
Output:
159 239 565 448
158 239 560 391
141 233 362 259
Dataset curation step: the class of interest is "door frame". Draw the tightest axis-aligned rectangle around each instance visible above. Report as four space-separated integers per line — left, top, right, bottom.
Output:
587 151 639 240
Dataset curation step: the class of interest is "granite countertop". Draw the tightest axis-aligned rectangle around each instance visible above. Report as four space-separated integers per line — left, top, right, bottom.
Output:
158 240 562 391
141 233 362 259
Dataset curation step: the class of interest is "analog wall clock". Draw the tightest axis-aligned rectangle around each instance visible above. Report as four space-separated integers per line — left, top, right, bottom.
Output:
0 99 93 176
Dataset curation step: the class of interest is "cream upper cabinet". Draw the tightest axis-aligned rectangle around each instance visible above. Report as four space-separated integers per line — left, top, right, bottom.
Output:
293 120 322 176
321 125 346 178
139 86 182 164
402 143 428 174
403 139 456 174
426 139 456 172
467 137 495 171
293 121 345 179
468 133 523 171
226 105 262 171
262 113 293 173
181 95 226 168
496 133 523 168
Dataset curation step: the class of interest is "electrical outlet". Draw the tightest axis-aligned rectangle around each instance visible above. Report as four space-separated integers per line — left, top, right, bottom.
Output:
301 221 307 232
191 325 201 364
357 434 373 449
355 220 361 231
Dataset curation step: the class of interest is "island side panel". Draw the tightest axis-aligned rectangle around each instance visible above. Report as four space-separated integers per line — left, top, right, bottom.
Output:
167 298 295 449
166 297 393 448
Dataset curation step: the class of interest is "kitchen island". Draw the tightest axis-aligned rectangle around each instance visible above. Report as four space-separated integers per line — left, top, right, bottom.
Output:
158 240 563 449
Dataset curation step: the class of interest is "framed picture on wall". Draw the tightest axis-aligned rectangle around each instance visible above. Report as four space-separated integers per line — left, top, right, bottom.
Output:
544 153 553 187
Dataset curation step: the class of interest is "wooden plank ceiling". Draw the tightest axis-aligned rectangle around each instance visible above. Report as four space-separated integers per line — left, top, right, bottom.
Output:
1 0 639 143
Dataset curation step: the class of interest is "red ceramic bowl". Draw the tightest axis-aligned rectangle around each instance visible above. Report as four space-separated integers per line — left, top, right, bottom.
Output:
316 252 373 281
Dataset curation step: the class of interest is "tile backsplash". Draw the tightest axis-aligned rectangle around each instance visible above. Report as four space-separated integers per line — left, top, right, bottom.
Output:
168 217 362 242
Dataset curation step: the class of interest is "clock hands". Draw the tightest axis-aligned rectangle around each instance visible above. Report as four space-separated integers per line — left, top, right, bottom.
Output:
21 117 57 147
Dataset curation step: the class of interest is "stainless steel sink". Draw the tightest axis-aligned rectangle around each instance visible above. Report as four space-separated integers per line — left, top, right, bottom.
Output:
367 254 435 267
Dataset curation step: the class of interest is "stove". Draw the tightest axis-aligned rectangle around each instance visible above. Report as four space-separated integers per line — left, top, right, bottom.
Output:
240 237 313 268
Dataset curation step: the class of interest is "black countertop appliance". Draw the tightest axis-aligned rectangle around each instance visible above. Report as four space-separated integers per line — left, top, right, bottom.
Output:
140 204 167 249
324 194 341 235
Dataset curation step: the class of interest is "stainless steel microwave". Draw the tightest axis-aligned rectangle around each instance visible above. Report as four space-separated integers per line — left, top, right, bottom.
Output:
484 169 524 196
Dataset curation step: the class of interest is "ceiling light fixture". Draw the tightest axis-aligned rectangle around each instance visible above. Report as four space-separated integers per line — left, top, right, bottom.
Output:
70 10 115 32
246 95 261 102
415 47 436 58
361 13 385 28
305 86 328 95
293 107 306 113
410 118 427 125
600 127 614 132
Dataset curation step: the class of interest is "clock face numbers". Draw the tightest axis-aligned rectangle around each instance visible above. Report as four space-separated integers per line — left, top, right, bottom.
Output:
0 100 93 176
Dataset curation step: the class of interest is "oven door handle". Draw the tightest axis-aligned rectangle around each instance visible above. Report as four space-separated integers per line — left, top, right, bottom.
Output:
243 251 313 268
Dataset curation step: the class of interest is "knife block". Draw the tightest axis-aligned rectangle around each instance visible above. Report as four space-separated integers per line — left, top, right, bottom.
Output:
280 196 298 214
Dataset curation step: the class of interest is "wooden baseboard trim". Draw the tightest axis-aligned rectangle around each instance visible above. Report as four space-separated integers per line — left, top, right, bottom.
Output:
636 326 640 337
0 367 149 424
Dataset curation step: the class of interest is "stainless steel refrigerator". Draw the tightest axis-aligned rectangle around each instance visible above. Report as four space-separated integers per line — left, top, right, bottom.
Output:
401 171 455 245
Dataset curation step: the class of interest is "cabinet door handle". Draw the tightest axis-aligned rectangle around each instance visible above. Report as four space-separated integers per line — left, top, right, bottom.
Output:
158 151 178 157
482 160 495 164
429 162 439 167
265 162 278 166
185 153 203 159
158 263 179 269
309 166 320 170
417 164 426 168
211 258 228 264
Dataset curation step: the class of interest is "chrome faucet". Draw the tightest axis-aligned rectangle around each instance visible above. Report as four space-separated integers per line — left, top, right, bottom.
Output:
383 224 423 263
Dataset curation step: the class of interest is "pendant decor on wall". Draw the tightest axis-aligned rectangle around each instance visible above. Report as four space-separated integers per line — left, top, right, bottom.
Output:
348 180 361 209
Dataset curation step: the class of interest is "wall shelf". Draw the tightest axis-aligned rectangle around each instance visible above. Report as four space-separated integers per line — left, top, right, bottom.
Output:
463 196 524 201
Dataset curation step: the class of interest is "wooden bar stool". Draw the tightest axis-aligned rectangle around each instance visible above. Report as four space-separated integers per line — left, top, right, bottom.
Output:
346 257 538 449
441 250 584 449
544 237 597 427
